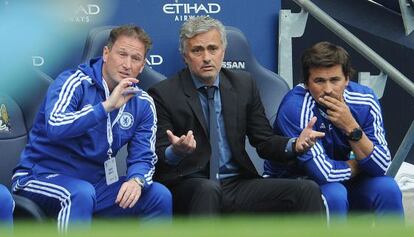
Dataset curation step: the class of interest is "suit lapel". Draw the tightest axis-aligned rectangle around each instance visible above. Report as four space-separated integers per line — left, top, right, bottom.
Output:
219 72 238 142
180 69 209 136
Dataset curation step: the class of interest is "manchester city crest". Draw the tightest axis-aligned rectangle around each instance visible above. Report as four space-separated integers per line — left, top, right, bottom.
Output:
119 112 134 130
0 103 11 132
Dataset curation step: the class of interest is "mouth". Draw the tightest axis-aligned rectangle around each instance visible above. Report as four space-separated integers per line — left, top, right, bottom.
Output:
201 65 214 71
119 71 130 78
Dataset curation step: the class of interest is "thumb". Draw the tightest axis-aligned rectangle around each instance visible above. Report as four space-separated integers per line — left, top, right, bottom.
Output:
166 130 178 144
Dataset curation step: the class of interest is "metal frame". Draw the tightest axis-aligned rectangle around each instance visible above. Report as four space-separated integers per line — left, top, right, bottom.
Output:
387 121 414 177
399 0 414 35
280 0 414 175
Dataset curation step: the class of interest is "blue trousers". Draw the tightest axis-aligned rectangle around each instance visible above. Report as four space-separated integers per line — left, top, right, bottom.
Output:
0 184 14 224
321 176 404 220
13 174 172 231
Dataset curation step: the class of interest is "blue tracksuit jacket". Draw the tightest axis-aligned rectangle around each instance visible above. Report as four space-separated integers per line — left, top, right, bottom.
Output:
264 82 391 184
13 57 157 188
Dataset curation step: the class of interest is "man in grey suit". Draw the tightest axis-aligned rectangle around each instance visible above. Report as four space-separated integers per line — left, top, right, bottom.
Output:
148 16 325 216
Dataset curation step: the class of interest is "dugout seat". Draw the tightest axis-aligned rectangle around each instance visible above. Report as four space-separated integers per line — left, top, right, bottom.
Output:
224 26 290 175
81 25 166 174
0 69 51 221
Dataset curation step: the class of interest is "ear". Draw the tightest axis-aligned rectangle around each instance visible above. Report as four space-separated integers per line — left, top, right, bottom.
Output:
103 46 109 63
182 53 189 65
345 76 350 86
139 64 144 74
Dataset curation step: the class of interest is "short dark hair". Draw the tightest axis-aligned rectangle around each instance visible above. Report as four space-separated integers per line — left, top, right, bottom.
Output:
106 25 152 56
301 41 355 84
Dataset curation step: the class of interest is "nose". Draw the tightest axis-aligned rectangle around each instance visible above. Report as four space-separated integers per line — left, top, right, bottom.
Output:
123 57 132 69
323 83 333 95
201 51 211 64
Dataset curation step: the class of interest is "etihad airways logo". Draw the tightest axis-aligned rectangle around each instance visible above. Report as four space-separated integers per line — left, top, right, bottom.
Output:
32 56 44 67
162 1 221 22
68 4 101 23
146 55 163 66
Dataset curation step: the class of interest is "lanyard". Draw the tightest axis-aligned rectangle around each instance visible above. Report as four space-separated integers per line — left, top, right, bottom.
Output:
102 79 126 159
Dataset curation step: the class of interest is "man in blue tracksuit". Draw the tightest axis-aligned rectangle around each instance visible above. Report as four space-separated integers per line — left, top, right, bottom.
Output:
0 184 13 224
12 25 171 231
264 42 403 220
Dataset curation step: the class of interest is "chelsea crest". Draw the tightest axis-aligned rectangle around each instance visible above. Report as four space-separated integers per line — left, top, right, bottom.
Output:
119 112 134 130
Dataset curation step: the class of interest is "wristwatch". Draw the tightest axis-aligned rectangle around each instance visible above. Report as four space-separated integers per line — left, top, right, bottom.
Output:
346 127 363 141
130 177 145 188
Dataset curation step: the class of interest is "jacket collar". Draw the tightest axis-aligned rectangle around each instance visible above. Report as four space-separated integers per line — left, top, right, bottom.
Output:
78 57 105 91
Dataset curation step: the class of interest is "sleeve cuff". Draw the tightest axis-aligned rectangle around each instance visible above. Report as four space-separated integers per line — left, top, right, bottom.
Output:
94 103 108 121
165 145 183 166
285 137 296 154
356 149 375 169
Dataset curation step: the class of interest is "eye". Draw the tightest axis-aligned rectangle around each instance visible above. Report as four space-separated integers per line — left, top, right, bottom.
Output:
132 56 143 62
314 78 325 84
191 48 201 54
330 77 341 83
208 47 218 54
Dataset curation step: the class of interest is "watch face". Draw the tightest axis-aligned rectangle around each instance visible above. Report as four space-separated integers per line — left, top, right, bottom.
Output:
349 128 363 141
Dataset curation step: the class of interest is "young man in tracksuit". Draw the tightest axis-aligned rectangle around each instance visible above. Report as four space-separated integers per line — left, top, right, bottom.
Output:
12 25 171 231
0 184 13 225
264 41 404 220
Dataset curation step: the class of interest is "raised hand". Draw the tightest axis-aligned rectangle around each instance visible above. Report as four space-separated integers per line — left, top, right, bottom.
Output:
295 116 325 153
318 95 359 135
102 78 139 113
167 130 196 156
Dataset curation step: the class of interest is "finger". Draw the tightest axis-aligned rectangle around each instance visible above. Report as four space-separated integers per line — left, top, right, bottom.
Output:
319 97 339 110
186 139 196 154
311 131 325 139
296 142 305 153
186 136 197 153
303 137 312 147
123 189 136 209
115 185 127 204
129 191 141 208
176 135 186 147
119 189 133 208
191 137 197 149
323 94 341 103
124 77 139 85
182 131 193 145
119 78 136 89
319 97 333 108
306 117 317 129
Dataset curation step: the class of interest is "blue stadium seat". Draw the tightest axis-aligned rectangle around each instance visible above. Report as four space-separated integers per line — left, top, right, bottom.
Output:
224 26 290 175
81 25 166 174
0 69 51 221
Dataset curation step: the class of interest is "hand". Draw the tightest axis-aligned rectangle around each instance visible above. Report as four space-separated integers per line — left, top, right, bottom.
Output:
346 159 360 177
115 179 142 209
318 95 359 135
102 78 139 113
296 117 325 153
167 130 196 156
